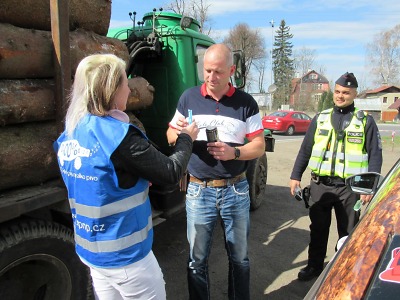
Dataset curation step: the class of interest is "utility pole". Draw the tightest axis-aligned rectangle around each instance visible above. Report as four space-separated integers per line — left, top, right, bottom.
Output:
267 19 276 110
269 19 274 86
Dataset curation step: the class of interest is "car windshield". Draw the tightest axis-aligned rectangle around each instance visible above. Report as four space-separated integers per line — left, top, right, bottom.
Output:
269 111 288 117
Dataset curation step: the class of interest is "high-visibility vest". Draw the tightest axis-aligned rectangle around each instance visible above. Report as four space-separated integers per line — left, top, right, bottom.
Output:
55 114 153 268
308 108 368 178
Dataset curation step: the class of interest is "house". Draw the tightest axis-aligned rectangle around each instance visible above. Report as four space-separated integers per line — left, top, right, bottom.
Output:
355 85 400 121
289 70 330 109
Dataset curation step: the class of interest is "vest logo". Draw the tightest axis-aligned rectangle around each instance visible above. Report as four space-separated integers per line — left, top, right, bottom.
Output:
58 140 90 170
348 131 363 137
347 137 363 144
318 129 329 136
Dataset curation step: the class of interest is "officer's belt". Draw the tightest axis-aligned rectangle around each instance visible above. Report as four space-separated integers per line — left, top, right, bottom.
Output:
189 172 246 188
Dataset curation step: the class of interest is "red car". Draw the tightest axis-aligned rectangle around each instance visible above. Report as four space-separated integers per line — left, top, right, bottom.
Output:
262 110 312 135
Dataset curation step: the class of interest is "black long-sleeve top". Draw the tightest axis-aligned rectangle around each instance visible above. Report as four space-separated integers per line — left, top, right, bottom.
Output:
290 103 383 181
111 126 193 189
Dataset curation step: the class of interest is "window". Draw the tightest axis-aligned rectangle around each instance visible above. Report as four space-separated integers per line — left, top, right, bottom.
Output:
383 97 388 104
312 84 322 90
301 113 312 120
196 46 208 82
270 111 288 117
292 113 301 119
310 73 318 79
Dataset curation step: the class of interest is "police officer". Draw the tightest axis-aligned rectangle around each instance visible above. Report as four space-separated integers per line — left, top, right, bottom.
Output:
289 72 382 281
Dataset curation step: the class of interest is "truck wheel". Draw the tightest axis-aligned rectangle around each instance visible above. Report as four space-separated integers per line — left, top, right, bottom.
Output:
0 219 92 300
247 154 268 211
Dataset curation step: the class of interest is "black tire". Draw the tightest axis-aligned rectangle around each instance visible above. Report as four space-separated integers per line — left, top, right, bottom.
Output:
286 125 295 136
247 154 268 211
0 219 93 300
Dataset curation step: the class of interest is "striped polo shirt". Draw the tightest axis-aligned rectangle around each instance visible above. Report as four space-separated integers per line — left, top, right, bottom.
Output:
169 83 263 179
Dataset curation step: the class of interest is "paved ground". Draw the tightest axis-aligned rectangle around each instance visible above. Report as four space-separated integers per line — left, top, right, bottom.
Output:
152 137 399 299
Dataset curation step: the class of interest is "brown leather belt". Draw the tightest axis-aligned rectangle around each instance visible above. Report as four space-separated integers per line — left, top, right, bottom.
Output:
189 172 246 188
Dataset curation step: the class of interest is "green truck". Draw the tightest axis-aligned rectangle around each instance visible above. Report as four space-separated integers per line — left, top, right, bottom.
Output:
0 7 271 299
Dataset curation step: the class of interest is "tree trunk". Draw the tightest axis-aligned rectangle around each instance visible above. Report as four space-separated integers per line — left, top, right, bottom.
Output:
0 79 55 125
0 24 129 79
0 0 112 35
0 122 59 191
127 77 155 111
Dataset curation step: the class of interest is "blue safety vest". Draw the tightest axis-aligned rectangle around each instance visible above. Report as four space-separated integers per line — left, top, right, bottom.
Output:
55 114 153 268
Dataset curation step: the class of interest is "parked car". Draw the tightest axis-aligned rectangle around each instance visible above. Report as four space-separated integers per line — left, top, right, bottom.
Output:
262 110 312 135
304 158 400 300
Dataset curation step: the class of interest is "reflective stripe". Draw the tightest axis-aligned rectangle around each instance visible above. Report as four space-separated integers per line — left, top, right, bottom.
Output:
313 162 368 176
311 149 324 157
69 190 148 219
345 153 368 163
308 160 319 169
335 152 366 161
318 163 342 173
75 215 152 253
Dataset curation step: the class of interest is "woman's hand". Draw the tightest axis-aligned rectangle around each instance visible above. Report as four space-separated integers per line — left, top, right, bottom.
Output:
180 121 199 141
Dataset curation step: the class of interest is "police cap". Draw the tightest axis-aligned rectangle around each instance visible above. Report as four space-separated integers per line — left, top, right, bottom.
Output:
335 72 358 88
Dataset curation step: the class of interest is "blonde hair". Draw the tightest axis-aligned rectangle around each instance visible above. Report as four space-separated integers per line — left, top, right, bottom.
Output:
65 54 126 135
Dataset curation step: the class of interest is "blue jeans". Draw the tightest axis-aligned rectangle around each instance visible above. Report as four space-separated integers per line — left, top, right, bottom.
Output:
186 179 250 300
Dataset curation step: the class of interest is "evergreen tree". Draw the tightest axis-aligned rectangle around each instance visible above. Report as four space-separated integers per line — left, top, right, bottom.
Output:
272 20 294 109
319 90 334 111
318 91 326 112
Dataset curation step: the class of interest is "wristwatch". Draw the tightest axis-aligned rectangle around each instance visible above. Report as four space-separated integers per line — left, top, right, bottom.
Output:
234 147 240 160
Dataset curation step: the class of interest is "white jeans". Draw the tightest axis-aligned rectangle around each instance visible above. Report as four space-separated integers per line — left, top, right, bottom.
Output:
89 251 166 300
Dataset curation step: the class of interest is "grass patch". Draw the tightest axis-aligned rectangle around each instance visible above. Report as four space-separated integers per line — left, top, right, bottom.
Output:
381 136 400 149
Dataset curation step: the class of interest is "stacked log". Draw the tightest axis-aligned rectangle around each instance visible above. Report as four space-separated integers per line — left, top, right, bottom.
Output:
0 0 112 35
0 24 130 79
0 122 59 191
0 2 153 192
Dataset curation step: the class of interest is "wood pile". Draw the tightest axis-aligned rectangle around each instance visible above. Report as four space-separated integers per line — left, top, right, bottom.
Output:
0 1 154 191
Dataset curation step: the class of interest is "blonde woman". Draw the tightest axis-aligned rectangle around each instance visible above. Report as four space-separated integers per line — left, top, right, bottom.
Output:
54 54 198 299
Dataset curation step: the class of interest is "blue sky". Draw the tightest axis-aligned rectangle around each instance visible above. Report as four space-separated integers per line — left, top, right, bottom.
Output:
110 0 400 91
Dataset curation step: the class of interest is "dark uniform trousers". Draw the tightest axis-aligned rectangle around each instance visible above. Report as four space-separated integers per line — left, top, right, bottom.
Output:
307 179 359 270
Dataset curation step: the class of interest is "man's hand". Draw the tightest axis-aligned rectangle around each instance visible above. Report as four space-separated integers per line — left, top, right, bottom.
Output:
175 116 189 131
206 142 234 161
167 116 191 145
360 194 373 205
289 179 301 196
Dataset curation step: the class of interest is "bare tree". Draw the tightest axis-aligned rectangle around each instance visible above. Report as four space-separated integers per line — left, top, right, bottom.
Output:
366 24 400 86
165 0 212 34
317 65 327 77
252 57 268 93
223 23 266 92
293 46 316 77
165 0 185 14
